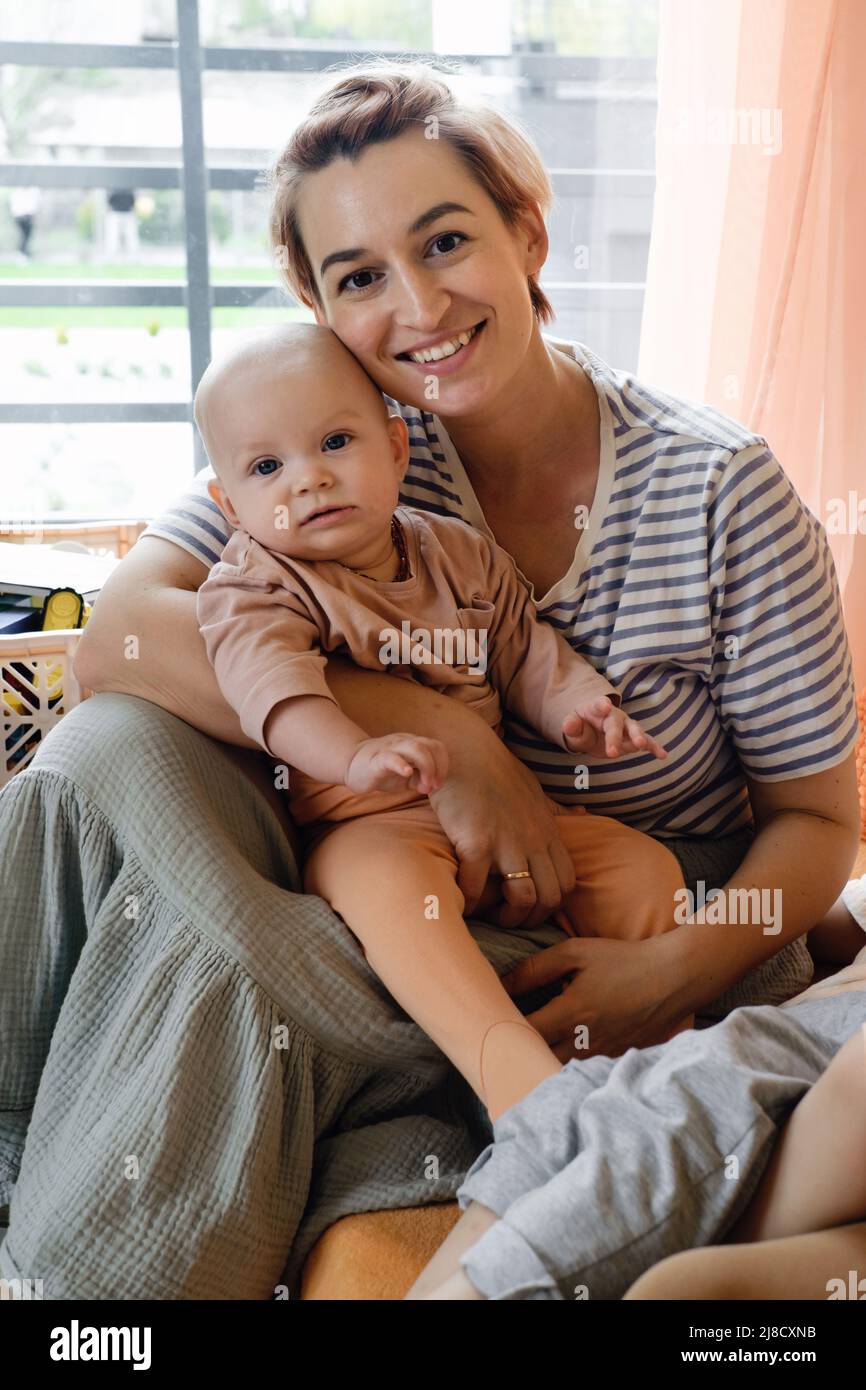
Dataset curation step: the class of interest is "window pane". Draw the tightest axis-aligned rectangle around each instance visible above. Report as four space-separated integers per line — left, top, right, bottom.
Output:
1 0 661 518
1 318 312 519
3 309 192 407
5 422 196 521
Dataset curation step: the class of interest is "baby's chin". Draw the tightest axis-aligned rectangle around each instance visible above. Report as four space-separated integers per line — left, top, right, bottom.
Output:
239 508 389 561
246 527 359 563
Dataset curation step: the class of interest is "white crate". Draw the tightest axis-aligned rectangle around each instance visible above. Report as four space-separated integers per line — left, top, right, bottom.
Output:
0 629 90 789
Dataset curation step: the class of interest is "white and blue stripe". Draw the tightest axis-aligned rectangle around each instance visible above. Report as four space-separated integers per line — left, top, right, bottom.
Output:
140 338 859 838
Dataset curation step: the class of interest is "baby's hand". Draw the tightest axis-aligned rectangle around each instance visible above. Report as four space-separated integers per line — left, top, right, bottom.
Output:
562 696 668 760
345 734 449 796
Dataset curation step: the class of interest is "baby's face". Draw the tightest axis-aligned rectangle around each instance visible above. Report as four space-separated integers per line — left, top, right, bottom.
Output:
202 338 408 564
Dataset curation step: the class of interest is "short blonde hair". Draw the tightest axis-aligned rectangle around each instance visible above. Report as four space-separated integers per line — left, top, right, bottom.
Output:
266 57 555 325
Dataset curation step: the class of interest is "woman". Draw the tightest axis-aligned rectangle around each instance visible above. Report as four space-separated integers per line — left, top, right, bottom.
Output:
64 57 860 1292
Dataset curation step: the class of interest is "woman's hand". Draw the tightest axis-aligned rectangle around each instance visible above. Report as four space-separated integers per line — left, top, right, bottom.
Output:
500 933 683 1059
428 735 577 929
320 654 576 927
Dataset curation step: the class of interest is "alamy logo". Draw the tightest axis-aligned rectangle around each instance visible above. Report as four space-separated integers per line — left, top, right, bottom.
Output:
671 105 782 155
378 620 488 674
49 1320 152 1370
673 879 783 935
826 1270 866 1299
0 1276 44 1299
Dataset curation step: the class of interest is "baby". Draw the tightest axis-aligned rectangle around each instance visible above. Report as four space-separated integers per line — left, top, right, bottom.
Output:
194 323 689 1121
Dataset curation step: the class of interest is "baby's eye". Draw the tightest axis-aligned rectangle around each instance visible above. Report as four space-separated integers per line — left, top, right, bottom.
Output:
323 433 350 451
252 458 281 476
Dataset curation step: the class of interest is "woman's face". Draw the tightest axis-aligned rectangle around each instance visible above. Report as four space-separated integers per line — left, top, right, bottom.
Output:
293 126 547 415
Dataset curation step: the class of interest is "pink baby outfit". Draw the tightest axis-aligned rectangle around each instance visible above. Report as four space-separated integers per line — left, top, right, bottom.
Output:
196 504 621 831
196 505 688 1117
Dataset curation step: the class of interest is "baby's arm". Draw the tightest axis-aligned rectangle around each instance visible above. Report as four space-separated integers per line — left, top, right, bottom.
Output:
263 694 447 795
480 541 666 760
196 557 447 795
561 695 667 760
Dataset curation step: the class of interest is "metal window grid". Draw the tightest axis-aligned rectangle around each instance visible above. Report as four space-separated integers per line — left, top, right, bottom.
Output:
0 3 655 476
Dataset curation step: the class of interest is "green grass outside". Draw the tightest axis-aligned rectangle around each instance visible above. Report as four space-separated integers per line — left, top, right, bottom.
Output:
1 307 300 327
0 262 276 280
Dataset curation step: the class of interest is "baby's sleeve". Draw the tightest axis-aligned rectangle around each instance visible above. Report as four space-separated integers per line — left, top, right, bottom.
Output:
196 557 338 758
478 536 620 746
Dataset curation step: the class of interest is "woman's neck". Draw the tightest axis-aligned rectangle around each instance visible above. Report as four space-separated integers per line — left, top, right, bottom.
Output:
439 333 596 494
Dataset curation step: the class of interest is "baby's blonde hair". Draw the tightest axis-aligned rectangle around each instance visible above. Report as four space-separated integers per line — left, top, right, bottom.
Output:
193 322 390 476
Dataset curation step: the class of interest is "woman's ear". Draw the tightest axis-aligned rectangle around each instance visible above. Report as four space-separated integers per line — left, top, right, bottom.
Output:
515 199 548 279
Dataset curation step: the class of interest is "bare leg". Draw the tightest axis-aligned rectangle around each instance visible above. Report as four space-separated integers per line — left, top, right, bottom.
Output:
405 813 694 1300
404 1200 499 1299
727 1022 866 1244
416 1060 866 1301
412 1012 866 1301
626 1020 866 1301
303 808 563 1122
808 895 865 965
624 1223 866 1299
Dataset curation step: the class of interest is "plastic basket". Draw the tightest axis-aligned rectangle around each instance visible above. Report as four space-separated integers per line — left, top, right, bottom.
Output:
0 628 90 789
2 520 146 559
0 517 142 790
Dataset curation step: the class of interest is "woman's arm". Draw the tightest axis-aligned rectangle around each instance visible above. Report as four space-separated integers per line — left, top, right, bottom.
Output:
502 755 862 1058
75 537 576 925
74 537 262 749
663 755 862 1019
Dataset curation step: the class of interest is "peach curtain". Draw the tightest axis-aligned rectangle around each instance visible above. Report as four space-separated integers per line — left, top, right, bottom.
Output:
638 0 866 691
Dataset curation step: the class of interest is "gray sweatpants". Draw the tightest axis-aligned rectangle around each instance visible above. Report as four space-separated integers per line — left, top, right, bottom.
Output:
456 987 866 1300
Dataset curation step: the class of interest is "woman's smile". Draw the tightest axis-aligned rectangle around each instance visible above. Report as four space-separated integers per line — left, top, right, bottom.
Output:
396 318 487 376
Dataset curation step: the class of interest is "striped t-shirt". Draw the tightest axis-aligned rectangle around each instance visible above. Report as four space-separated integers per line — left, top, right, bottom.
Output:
140 336 859 839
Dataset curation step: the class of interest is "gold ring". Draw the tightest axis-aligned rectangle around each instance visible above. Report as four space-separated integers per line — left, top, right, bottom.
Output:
502 870 532 881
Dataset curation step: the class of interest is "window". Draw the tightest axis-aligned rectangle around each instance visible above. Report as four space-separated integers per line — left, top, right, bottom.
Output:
0 0 659 521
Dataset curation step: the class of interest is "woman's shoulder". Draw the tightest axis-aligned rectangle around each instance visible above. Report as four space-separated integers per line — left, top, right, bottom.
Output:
563 337 766 462
382 392 442 453
140 465 234 571
385 337 767 469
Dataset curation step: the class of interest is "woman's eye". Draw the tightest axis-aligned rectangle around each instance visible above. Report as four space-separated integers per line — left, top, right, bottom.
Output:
430 231 467 256
252 458 281 476
323 433 350 451
340 269 380 295
338 232 468 295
